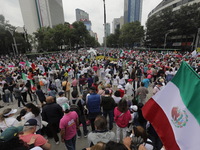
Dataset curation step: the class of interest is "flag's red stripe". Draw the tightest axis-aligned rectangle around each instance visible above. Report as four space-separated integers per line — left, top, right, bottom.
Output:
142 98 180 150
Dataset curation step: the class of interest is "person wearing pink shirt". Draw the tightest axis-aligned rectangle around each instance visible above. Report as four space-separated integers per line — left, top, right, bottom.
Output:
71 77 78 91
60 103 79 150
114 99 131 143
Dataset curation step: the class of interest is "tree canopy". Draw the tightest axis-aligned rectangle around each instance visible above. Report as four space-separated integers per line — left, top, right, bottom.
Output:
34 21 100 51
106 21 144 48
146 3 200 50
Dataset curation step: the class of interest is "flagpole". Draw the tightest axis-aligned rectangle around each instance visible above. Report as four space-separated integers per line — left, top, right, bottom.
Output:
103 0 107 50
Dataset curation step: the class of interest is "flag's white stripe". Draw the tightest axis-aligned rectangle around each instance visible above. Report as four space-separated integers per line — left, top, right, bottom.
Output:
153 82 200 150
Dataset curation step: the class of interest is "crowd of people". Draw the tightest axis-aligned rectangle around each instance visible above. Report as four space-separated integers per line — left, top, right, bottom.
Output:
0 48 199 150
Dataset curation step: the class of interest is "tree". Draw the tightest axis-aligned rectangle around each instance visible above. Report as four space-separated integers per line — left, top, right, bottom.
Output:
146 3 200 50
120 21 144 47
34 21 99 51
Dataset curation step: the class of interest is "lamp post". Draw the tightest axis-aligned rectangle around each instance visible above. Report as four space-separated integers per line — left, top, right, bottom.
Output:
103 0 107 49
164 32 169 49
6 29 18 56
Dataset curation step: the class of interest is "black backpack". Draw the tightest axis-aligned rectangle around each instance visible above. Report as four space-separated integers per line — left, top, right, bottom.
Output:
69 99 81 116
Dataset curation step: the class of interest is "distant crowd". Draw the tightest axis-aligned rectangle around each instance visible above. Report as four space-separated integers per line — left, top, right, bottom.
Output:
0 48 199 150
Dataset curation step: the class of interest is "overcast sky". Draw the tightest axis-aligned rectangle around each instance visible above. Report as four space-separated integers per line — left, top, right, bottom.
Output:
0 0 162 44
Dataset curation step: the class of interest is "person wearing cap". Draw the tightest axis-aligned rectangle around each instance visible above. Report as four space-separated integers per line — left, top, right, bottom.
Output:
42 96 63 144
0 108 19 131
0 126 41 150
19 119 51 150
125 79 134 101
117 85 125 98
59 103 79 150
56 91 69 107
86 87 102 131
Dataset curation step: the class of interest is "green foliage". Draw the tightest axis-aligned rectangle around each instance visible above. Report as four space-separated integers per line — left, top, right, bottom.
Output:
0 15 28 55
106 22 144 48
146 3 200 49
34 21 99 51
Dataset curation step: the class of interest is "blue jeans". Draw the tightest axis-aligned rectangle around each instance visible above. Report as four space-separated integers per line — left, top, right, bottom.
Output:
64 135 76 150
103 110 114 130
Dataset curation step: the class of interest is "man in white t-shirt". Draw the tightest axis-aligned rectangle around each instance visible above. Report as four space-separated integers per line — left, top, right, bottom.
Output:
56 92 69 107
125 79 134 100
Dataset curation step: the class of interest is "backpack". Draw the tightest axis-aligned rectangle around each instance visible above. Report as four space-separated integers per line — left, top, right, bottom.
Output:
69 99 81 116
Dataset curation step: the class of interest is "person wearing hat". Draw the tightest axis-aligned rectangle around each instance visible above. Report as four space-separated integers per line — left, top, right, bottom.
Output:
153 82 163 95
125 79 134 101
19 119 51 150
117 85 125 98
59 103 79 150
0 108 19 131
56 91 69 107
86 87 102 131
0 126 37 150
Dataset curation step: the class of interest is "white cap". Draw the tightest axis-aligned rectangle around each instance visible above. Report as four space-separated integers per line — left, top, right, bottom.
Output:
130 105 138 111
117 85 123 89
3 109 17 117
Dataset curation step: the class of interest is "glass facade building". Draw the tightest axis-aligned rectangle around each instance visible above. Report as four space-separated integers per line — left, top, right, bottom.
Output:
124 0 143 24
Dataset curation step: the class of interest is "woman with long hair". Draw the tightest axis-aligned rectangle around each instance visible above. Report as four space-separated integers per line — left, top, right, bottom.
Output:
114 99 132 143
21 103 42 134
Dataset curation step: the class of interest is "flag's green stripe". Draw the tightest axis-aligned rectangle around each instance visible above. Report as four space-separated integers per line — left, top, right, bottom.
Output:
171 61 200 125
22 73 27 80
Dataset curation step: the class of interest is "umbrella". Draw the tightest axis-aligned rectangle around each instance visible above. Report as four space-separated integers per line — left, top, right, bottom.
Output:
20 62 26 65
175 55 182 58
8 65 15 68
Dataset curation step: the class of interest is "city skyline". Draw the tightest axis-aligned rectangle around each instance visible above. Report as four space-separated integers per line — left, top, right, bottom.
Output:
0 0 162 44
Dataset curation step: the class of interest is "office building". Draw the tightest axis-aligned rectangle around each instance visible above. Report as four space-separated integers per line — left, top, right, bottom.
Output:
106 23 111 37
148 0 200 17
112 16 124 33
76 9 89 21
76 8 92 31
19 0 65 34
124 0 143 24
147 0 200 50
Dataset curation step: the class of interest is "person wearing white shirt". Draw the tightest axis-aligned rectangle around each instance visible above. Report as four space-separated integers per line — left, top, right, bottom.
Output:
21 103 42 133
56 92 69 107
0 108 19 131
125 79 134 100
55 78 62 92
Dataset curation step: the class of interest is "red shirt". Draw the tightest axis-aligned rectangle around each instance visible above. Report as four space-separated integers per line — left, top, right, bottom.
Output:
19 134 47 147
118 89 125 98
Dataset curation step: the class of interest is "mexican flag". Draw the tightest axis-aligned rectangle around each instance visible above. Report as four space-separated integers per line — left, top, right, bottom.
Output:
119 49 124 57
142 61 200 150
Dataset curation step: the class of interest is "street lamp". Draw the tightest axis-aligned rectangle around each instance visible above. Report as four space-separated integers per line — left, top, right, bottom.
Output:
6 28 19 56
103 0 107 49
164 32 169 49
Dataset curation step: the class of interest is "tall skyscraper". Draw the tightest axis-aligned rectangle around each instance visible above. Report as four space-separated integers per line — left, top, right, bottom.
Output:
76 9 89 21
76 9 91 31
112 16 124 33
124 0 143 24
19 0 65 34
